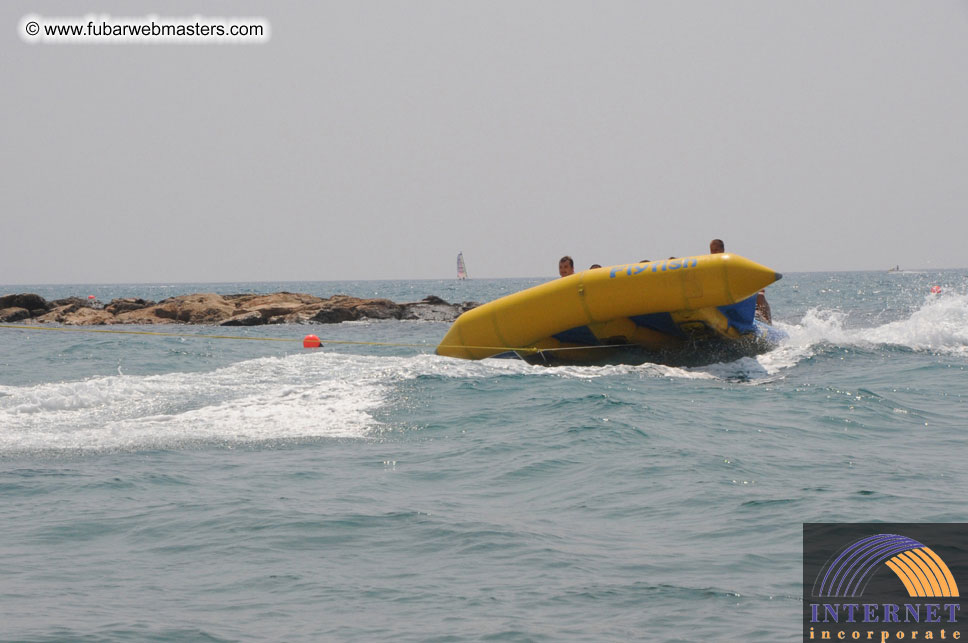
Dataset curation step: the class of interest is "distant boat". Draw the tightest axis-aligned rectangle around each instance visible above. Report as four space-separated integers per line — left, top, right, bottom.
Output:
888 265 901 272
457 252 468 280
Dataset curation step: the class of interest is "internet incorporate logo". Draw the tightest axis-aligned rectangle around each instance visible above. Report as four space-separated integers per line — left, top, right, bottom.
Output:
803 524 965 643
814 533 960 599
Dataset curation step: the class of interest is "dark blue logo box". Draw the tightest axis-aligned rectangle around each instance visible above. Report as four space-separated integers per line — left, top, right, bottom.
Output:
803 523 966 642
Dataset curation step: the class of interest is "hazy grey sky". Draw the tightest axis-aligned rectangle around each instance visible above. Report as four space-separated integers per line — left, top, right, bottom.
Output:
3 1 967 283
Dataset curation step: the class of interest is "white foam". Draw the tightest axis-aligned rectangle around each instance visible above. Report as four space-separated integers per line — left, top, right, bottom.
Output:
2 350 619 452
0 352 402 452
863 293 968 352
433 355 719 381
722 291 968 379
780 293 968 355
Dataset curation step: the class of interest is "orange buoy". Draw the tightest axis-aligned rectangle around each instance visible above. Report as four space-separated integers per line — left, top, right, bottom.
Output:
88 295 96 300
303 334 322 348
931 285 942 294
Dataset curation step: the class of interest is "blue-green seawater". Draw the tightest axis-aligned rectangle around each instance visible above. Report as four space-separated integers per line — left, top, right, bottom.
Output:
1 271 966 641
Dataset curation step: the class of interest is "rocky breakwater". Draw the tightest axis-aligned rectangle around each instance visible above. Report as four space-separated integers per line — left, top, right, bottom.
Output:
0 292 479 326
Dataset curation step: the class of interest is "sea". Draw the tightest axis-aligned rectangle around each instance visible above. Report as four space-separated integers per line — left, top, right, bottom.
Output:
1 270 966 642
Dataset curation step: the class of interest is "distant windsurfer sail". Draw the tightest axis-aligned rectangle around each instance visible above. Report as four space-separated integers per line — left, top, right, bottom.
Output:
457 252 468 280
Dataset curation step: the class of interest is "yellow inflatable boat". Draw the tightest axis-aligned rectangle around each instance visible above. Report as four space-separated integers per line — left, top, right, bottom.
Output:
436 253 782 364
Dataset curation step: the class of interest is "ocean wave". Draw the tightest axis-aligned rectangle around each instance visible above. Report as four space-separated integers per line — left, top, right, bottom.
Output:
0 351 627 452
0 343 788 454
779 291 968 355
0 352 400 453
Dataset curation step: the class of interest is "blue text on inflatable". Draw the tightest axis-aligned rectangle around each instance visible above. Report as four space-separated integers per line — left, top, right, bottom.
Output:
610 258 698 279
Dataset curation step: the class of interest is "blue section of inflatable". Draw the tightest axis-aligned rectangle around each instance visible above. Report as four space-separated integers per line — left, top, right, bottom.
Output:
717 295 757 334
629 312 680 336
625 296 756 338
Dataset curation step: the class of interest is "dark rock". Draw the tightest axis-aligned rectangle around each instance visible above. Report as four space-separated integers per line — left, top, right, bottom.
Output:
220 311 265 326
308 307 357 324
0 307 31 322
354 300 403 320
49 297 91 308
0 293 49 311
400 303 457 321
105 298 155 314
398 297 477 321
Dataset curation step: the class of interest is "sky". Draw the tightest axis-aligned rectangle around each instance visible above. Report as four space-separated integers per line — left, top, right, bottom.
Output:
3 1 967 283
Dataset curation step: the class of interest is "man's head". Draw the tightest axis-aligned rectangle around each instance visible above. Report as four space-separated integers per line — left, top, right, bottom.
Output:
709 239 725 254
558 256 575 277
